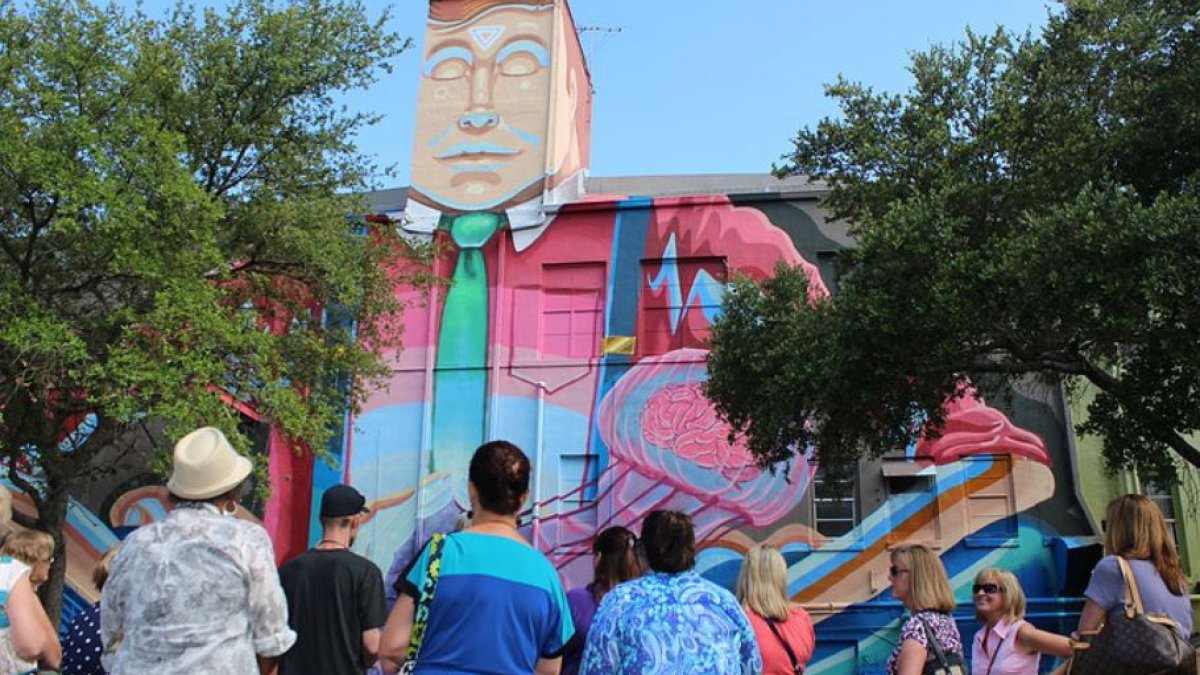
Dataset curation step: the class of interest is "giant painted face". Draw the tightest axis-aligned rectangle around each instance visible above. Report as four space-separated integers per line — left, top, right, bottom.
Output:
410 5 564 213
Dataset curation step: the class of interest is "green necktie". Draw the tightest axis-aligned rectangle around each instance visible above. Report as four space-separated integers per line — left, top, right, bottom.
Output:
431 212 501 483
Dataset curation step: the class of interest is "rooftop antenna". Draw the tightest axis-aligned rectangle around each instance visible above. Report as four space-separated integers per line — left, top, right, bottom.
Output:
576 24 622 88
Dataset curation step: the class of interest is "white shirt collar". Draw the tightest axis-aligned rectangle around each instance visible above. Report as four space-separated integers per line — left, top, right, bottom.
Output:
395 170 587 252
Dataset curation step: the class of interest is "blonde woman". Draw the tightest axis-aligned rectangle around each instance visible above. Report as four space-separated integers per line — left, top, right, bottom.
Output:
886 544 965 675
970 568 1071 674
1077 494 1192 638
0 489 62 673
0 529 55 590
736 544 814 675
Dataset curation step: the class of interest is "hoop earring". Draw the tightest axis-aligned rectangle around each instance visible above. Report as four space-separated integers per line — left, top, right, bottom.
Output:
223 500 238 516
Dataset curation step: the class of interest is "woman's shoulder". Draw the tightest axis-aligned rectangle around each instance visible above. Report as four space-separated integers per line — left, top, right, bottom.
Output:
449 533 563 582
902 611 955 634
786 604 814 625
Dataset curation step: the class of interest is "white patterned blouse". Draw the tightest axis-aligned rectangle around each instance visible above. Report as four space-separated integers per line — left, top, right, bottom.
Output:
100 503 296 674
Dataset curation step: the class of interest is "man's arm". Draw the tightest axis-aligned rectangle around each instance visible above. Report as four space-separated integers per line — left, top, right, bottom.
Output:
361 627 381 665
258 654 280 675
244 527 297 660
534 655 562 675
379 594 415 673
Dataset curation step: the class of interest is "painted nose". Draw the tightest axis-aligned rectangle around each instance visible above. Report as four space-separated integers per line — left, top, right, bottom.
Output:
459 112 499 131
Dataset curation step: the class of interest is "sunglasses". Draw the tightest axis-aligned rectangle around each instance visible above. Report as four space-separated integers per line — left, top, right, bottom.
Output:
889 566 909 577
973 583 1002 595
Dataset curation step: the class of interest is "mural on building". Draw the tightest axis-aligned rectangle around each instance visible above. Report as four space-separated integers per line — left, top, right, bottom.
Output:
343 1 1096 672
15 0 1110 670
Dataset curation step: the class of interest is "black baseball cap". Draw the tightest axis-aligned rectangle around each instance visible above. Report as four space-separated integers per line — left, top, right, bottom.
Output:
320 484 369 519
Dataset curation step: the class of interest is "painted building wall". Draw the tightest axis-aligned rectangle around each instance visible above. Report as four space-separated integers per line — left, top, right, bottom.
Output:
1070 388 1200 623
30 0 1191 670
331 2 1101 673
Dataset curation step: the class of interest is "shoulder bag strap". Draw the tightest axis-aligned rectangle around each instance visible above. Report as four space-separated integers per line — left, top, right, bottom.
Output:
766 617 804 674
406 533 447 664
1115 555 1146 617
983 620 1017 675
916 613 950 667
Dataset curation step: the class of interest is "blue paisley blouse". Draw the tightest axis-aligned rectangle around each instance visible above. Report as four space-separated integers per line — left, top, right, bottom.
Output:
580 571 761 675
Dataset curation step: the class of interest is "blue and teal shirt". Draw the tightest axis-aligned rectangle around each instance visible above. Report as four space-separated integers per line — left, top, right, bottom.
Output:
399 532 574 674
580 571 761 675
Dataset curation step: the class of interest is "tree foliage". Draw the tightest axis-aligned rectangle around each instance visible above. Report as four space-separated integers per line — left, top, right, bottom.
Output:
0 0 427 621
705 0 1200 484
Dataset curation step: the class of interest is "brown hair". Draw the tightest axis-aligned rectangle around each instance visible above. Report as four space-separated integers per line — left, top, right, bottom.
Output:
430 0 552 24
94 547 119 592
891 544 956 613
469 440 530 515
736 543 792 621
641 510 695 574
973 568 1026 623
1 529 54 566
1104 493 1188 594
591 526 643 601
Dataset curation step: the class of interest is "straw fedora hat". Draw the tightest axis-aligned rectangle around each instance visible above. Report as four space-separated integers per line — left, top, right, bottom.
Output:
167 427 253 500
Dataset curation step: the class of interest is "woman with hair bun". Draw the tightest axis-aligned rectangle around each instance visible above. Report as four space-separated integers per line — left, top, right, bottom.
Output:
380 440 574 674
580 510 760 674
561 526 644 675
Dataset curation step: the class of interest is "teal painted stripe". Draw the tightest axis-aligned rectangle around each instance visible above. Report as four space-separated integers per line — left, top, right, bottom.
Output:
788 457 994 591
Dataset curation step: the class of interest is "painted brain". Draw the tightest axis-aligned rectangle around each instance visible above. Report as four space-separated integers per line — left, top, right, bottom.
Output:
598 348 813 525
641 383 760 482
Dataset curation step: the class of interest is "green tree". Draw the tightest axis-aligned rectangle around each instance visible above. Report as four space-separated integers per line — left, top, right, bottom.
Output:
0 0 429 622
705 0 1200 484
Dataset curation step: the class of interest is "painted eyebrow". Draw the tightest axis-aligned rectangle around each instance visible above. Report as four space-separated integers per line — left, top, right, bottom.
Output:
423 45 474 76
496 39 549 66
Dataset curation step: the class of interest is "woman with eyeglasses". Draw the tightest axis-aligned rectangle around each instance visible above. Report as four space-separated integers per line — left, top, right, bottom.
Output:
561 526 645 675
970 568 1071 674
886 544 965 675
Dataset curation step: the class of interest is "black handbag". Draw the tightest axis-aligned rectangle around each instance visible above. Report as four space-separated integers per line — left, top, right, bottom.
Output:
915 614 967 675
1068 556 1194 675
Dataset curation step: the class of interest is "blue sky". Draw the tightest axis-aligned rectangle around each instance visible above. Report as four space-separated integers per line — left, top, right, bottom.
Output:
352 0 1056 187
129 0 1059 186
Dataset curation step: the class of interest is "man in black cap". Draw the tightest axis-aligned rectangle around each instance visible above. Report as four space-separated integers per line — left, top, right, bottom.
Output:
278 484 388 675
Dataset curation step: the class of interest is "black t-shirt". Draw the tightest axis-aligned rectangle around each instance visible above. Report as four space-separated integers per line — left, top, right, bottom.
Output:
279 548 388 675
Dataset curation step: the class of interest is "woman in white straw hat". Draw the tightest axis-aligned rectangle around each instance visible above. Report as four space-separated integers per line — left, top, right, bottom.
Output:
100 426 296 674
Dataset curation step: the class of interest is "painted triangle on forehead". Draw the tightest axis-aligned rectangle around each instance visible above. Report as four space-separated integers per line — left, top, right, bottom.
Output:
470 25 505 50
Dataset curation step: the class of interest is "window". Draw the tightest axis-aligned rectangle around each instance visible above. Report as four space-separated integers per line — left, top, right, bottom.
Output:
813 471 858 537
963 455 1017 546
557 454 600 544
541 263 605 360
882 468 939 544
639 257 726 355
1142 478 1179 545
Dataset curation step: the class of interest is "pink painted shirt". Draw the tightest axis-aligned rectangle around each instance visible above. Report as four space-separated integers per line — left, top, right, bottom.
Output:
971 619 1040 675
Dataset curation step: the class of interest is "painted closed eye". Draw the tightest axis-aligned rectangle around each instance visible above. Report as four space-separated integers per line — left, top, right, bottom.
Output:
424 46 474 80
429 57 470 80
498 52 541 76
496 40 549 77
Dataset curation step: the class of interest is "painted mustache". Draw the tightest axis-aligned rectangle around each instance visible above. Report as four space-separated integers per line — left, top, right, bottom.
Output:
435 142 520 159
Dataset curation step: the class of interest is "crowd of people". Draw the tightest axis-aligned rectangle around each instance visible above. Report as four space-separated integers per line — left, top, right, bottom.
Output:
0 427 1193 675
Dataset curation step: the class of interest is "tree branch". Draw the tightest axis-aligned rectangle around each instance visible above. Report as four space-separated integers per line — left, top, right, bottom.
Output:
1079 359 1200 469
